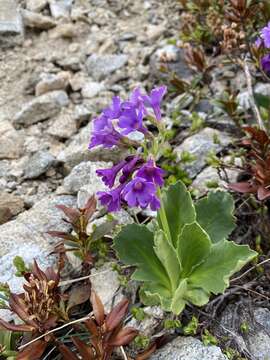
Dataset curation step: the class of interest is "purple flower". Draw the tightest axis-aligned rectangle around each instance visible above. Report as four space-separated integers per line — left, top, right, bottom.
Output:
96 160 126 188
122 177 159 209
118 106 147 135
261 54 270 74
149 195 161 211
261 22 270 48
143 85 167 121
103 96 122 119
97 185 124 212
120 156 144 183
88 115 122 149
136 159 165 186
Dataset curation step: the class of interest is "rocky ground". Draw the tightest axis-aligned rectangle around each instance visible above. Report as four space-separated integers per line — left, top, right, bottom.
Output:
0 0 270 359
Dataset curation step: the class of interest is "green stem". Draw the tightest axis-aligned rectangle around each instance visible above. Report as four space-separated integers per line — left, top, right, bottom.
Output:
157 187 173 245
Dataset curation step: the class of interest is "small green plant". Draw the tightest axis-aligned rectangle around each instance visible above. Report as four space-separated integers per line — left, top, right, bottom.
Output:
240 321 249 334
0 330 18 360
13 256 30 277
183 315 198 335
202 329 218 346
164 319 181 330
131 307 147 322
114 181 257 315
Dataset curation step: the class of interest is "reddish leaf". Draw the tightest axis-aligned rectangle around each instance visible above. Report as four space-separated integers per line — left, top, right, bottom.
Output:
0 318 35 332
257 186 270 200
105 298 129 332
56 205 81 224
83 196 97 223
90 291 105 326
108 327 138 346
85 318 99 337
31 259 47 281
47 231 77 242
9 294 37 327
67 283 91 311
228 182 258 194
244 126 270 146
17 340 48 360
72 336 95 359
58 343 80 360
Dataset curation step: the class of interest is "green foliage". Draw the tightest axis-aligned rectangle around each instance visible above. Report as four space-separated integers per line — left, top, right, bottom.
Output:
133 335 150 350
13 256 30 277
164 319 181 330
183 315 198 335
202 329 218 346
131 307 146 321
0 330 19 359
114 181 257 314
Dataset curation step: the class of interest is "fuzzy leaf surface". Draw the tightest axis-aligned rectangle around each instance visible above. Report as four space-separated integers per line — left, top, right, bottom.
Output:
177 222 211 277
189 240 257 294
157 181 196 247
114 224 170 288
195 191 235 243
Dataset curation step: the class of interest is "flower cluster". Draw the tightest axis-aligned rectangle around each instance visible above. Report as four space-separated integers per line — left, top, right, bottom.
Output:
88 86 167 149
255 22 270 75
88 86 167 212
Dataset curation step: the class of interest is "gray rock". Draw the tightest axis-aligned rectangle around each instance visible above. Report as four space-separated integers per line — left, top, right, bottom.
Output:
237 83 270 111
218 304 270 360
0 0 24 47
0 120 24 159
150 45 192 81
0 195 75 258
128 306 164 337
63 161 109 194
91 263 122 313
57 123 126 170
192 166 238 195
35 71 70 96
24 150 55 179
0 193 24 224
48 23 77 39
0 195 75 320
47 108 77 139
175 128 232 178
49 0 73 18
150 337 227 360
22 10 56 30
14 90 69 126
81 82 105 99
26 0 48 12
86 54 128 81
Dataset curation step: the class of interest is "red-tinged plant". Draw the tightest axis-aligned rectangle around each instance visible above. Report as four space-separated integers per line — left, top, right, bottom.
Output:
228 126 270 200
59 291 138 360
0 261 64 360
48 196 98 265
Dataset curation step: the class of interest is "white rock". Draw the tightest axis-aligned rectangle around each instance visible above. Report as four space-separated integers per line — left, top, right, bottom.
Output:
22 9 56 30
81 82 105 99
175 128 232 178
63 161 109 195
26 0 48 12
91 263 123 313
49 0 73 18
35 71 70 96
0 0 24 46
150 337 227 360
0 120 24 159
